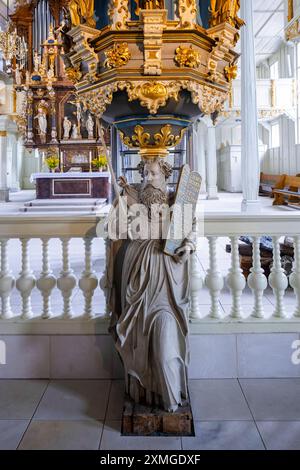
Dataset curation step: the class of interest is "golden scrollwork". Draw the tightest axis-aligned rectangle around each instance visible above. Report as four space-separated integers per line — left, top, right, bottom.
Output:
175 45 201 69
78 79 228 118
119 124 186 159
124 81 182 114
104 43 131 69
209 0 245 30
65 65 83 83
224 63 237 82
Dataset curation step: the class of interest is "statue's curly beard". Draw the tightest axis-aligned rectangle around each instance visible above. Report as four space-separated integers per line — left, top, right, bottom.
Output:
140 184 168 208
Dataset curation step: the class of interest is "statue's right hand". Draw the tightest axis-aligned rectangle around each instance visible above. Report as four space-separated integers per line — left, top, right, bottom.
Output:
118 176 128 189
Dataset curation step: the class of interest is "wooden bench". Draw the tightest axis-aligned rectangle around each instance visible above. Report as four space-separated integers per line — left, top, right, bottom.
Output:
273 175 300 206
259 172 286 197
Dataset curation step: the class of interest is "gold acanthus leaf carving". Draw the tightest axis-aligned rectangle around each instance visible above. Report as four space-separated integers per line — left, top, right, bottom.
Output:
175 45 201 69
104 42 131 69
120 124 186 151
224 63 238 82
79 80 228 117
65 66 83 84
123 81 182 114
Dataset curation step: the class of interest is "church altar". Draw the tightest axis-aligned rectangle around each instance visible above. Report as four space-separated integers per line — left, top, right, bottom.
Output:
31 172 110 199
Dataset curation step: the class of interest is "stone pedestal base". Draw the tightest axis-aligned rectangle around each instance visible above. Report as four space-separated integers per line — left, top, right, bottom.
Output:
122 395 194 437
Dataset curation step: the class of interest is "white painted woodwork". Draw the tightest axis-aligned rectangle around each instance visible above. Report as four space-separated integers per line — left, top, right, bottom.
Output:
0 213 298 327
290 236 300 318
248 237 268 319
57 238 77 319
0 238 15 319
205 237 224 319
241 0 261 212
226 236 246 319
16 238 36 319
269 236 289 318
36 238 56 319
79 237 98 318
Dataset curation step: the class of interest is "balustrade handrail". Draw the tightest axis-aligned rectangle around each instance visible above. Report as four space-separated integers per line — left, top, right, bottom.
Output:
0 212 299 238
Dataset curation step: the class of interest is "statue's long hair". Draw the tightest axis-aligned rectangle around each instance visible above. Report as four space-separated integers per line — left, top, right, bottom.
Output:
137 159 173 182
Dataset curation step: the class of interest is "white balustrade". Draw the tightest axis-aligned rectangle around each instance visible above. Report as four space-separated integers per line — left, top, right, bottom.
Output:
290 236 300 318
79 237 98 318
0 213 299 329
16 238 36 319
99 238 111 318
57 238 77 319
226 236 246 319
189 249 203 321
36 238 56 319
0 238 15 319
205 237 224 319
269 236 289 319
248 237 268 319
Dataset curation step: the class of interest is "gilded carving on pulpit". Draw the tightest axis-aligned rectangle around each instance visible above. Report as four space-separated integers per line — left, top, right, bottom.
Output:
209 0 244 29
135 0 165 13
177 0 197 28
108 0 130 30
68 0 96 28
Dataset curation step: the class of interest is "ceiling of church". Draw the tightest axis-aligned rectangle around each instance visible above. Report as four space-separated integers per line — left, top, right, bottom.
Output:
253 0 285 64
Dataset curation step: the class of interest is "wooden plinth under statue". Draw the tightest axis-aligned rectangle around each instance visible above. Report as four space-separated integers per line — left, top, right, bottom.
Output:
103 157 201 437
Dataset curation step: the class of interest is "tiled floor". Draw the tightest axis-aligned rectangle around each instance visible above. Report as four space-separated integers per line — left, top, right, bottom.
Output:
1 378 300 450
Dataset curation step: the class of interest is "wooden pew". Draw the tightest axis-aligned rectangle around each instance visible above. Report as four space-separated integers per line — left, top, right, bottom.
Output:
273 175 300 206
259 172 286 197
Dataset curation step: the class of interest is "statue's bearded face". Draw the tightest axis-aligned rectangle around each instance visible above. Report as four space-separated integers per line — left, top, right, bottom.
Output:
140 161 168 207
143 161 166 191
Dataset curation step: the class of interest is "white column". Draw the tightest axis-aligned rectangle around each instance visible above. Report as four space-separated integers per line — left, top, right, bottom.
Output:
0 124 9 202
204 118 219 200
192 120 207 193
240 0 261 213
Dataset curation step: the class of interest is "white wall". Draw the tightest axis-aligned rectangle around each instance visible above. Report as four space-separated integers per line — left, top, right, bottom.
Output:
261 115 299 175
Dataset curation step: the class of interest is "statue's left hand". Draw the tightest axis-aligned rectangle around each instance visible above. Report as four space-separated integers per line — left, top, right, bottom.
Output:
173 245 192 264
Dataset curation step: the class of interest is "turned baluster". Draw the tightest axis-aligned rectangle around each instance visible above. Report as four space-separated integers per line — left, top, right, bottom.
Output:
205 236 224 319
189 244 203 321
248 236 268 319
36 238 56 319
99 238 111 318
226 236 246 319
79 237 98 319
57 238 77 319
269 236 288 318
0 238 15 319
16 238 36 319
290 236 300 318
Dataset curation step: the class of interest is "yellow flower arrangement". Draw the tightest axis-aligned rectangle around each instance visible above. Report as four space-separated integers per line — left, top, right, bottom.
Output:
45 155 60 171
91 154 108 170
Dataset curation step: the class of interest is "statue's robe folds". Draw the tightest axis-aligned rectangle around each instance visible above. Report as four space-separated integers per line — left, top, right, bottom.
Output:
106 192 193 412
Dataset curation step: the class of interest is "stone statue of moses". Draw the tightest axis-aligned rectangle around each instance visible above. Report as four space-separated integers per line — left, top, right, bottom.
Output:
103 158 199 413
